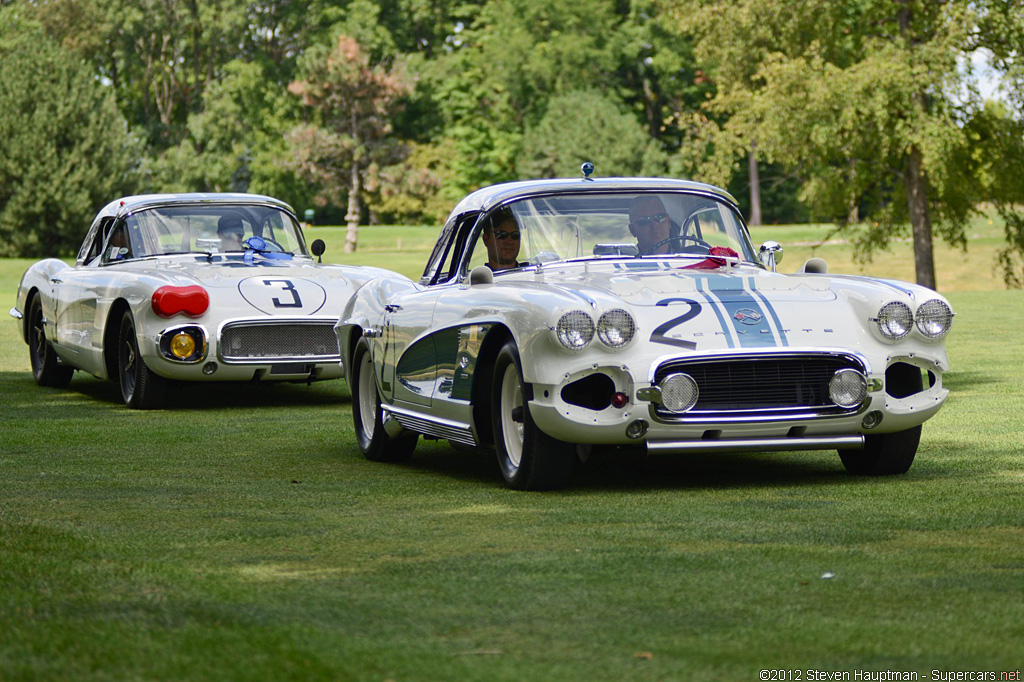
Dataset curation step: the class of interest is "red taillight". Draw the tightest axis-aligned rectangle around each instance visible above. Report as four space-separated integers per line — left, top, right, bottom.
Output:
151 286 209 318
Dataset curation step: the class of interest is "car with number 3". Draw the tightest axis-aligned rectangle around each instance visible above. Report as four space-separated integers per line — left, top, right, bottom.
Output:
336 171 955 490
11 193 387 409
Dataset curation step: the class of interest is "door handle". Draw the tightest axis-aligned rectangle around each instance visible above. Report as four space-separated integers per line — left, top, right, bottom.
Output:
384 304 402 313
50 278 62 284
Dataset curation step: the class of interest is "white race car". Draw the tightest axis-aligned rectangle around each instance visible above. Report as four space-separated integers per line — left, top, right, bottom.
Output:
336 173 954 489
11 193 388 409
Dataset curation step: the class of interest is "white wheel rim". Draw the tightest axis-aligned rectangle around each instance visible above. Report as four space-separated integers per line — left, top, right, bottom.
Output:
357 352 378 439
500 364 524 468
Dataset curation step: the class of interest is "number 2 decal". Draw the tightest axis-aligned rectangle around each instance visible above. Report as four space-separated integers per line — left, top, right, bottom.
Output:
263 279 302 308
650 298 702 349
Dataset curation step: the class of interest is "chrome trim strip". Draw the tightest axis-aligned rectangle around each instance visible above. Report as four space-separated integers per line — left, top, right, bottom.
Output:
9 307 23 321
646 435 864 454
384 405 477 446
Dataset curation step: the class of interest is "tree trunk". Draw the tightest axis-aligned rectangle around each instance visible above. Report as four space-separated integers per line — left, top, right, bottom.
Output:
748 146 762 226
906 145 937 290
345 110 361 254
345 162 361 254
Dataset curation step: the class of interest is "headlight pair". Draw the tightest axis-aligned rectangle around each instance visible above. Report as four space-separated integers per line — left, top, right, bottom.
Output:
874 299 953 341
554 309 636 351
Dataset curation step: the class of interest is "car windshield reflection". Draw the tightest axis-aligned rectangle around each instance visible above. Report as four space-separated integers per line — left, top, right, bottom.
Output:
466 192 756 273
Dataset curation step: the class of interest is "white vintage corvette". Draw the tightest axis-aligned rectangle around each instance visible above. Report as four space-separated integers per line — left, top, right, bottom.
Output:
336 174 954 490
11 193 387 409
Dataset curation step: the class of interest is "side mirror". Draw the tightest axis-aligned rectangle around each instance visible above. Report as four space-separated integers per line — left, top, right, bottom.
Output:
759 241 783 272
311 239 326 263
469 265 494 286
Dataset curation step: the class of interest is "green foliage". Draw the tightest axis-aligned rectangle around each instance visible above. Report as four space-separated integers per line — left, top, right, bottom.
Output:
519 90 666 178
0 12 140 258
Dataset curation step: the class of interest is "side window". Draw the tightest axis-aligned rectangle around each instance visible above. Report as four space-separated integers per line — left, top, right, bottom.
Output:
100 222 132 263
425 213 478 285
78 217 113 264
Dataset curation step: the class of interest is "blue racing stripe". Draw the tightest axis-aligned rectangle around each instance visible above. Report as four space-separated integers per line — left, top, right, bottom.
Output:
696 274 779 348
694 277 736 348
747 277 789 347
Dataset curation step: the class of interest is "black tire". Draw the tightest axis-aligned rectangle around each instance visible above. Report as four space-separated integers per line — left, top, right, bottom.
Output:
840 425 921 475
491 341 574 490
351 338 417 462
118 312 166 409
27 295 74 388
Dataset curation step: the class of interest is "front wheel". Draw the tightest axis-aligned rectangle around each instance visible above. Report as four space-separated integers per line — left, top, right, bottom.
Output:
351 339 417 462
491 341 574 490
28 296 74 388
118 312 166 409
840 425 921 475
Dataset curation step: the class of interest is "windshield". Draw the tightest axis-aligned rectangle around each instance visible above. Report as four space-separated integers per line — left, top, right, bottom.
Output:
465 192 756 273
120 204 307 258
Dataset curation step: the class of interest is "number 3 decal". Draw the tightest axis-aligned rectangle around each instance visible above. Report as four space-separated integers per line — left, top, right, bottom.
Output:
650 298 701 349
263 279 302 308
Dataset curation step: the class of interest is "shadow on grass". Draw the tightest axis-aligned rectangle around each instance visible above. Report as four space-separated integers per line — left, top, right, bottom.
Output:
0 371 350 412
941 370 997 391
396 441 868 492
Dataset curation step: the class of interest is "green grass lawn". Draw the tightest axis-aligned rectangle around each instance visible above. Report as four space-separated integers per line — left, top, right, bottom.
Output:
2 225 1023 680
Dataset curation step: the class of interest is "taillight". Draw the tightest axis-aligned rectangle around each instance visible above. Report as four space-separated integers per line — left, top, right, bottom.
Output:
151 286 209 318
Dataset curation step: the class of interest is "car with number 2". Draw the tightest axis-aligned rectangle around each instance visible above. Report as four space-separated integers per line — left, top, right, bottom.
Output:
336 169 954 490
12 193 388 409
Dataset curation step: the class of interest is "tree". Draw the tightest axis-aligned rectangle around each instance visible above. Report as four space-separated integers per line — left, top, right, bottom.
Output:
520 90 666 178
288 34 412 252
0 11 140 257
673 0 1024 290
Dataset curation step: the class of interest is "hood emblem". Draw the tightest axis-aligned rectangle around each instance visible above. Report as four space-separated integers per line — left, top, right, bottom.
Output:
734 308 763 325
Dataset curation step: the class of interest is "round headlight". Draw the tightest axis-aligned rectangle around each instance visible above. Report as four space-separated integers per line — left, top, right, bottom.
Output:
555 311 595 351
875 301 913 340
915 299 953 339
170 332 197 359
829 369 867 408
660 373 699 413
597 309 636 348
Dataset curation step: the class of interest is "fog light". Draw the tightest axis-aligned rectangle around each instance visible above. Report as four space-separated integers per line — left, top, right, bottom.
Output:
660 373 699 413
625 419 649 439
170 332 196 359
612 391 628 408
829 369 867 408
202 362 217 375
861 411 883 429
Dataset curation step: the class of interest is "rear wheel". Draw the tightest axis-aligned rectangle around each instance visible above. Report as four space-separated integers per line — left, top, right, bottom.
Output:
491 341 574 490
27 296 73 388
840 426 921 475
118 312 166 409
351 338 417 462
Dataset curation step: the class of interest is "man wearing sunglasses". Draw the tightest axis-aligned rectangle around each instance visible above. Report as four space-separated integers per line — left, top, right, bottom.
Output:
628 195 679 255
481 207 526 271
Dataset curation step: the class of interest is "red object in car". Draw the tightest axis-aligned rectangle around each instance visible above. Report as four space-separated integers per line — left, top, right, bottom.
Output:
151 286 209 317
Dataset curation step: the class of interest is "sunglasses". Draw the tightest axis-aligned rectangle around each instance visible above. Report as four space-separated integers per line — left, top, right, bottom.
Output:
630 213 669 229
492 230 521 240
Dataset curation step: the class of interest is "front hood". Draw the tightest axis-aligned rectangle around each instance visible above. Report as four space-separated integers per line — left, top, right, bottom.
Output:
509 263 839 307
122 254 370 316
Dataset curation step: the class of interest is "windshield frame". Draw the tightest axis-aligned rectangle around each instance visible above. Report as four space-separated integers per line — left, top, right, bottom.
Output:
455 189 758 281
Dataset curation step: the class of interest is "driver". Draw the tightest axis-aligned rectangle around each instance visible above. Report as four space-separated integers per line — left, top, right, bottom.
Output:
217 214 245 251
481 207 526 271
628 195 680 255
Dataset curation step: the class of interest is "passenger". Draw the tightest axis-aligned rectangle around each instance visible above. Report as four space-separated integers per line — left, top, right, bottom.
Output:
217 215 245 251
481 207 526 271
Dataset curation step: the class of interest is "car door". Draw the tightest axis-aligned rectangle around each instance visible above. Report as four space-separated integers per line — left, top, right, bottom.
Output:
382 213 478 408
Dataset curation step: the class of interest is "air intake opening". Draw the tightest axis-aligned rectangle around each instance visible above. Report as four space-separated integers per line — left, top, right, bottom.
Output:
885 362 926 399
561 373 615 411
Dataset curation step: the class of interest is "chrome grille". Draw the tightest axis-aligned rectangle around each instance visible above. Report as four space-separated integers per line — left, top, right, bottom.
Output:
652 354 865 421
220 323 339 362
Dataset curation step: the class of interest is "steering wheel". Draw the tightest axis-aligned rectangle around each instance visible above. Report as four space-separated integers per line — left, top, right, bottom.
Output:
646 234 713 254
261 237 286 252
